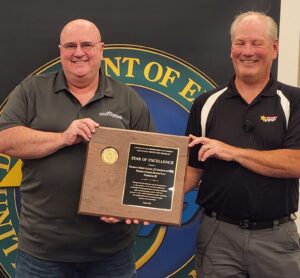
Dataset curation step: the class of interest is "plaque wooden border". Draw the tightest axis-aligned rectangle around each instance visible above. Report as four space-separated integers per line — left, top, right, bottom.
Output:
78 126 189 225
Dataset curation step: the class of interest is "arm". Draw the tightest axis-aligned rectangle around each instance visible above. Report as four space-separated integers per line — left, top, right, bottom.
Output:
184 166 204 192
234 148 300 178
0 118 99 159
189 135 300 178
0 126 65 159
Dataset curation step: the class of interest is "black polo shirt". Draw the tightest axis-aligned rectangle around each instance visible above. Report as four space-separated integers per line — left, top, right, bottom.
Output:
186 77 300 221
0 69 154 261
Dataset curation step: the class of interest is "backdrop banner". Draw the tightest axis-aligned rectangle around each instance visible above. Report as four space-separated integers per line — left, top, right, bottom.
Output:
0 1 280 277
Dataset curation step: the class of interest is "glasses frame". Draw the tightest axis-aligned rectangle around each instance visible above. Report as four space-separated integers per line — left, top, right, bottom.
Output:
58 41 103 52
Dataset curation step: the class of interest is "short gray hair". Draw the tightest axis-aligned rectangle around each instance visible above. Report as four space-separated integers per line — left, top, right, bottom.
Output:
230 11 278 42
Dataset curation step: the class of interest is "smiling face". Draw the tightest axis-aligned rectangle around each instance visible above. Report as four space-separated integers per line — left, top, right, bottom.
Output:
230 15 278 85
59 19 104 86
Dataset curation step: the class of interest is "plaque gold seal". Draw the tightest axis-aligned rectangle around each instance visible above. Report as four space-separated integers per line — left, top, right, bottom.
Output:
101 147 119 164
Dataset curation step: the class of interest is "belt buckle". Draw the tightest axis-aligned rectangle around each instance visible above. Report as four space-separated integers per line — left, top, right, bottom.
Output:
239 219 250 229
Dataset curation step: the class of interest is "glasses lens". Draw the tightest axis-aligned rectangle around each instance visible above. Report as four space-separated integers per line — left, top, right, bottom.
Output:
80 42 94 50
61 41 100 52
63 42 77 50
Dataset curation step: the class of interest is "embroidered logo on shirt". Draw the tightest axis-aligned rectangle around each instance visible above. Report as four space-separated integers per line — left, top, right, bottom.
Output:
99 111 123 120
260 115 278 123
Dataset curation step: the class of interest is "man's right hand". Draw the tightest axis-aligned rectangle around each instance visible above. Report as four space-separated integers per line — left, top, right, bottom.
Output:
62 118 99 145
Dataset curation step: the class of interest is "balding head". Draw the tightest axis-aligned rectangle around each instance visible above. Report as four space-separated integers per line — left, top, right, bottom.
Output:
60 19 101 44
59 19 104 87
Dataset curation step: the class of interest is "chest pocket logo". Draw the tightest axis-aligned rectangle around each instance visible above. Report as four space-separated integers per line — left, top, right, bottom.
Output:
99 111 123 120
260 115 278 123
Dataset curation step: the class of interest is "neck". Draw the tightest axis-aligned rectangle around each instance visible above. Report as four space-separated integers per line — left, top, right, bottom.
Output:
67 75 99 106
67 73 99 92
234 75 270 104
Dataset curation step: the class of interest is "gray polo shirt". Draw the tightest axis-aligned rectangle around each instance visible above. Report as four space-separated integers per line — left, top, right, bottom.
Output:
0 69 154 261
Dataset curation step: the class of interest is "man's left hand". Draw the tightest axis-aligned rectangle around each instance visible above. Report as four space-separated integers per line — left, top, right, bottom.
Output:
100 216 150 225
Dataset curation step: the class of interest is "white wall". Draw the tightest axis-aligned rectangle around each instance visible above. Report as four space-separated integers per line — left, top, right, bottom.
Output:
278 0 300 85
277 0 300 232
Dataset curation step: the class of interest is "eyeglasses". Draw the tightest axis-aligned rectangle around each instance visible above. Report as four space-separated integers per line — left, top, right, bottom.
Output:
59 41 102 52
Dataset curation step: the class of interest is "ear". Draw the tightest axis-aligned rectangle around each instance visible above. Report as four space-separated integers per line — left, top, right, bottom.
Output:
230 45 233 58
272 39 279 59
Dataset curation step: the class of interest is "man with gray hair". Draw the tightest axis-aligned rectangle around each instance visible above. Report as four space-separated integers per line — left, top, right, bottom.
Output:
185 11 300 277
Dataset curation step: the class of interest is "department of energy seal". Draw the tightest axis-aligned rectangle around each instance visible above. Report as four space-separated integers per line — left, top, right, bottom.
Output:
101 147 119 165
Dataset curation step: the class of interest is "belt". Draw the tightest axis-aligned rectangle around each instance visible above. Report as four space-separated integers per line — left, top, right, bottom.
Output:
204 209 294 230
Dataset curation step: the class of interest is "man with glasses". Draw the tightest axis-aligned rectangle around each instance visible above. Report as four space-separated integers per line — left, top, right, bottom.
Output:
0 19 154 277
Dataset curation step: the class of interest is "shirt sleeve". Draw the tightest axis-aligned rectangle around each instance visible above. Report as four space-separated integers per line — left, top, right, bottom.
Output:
283 92 300 149
128 88 155 132
185 97 204 169
0 82 29 131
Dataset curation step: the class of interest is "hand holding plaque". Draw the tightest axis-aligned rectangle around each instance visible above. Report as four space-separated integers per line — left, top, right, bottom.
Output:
79 126 189 225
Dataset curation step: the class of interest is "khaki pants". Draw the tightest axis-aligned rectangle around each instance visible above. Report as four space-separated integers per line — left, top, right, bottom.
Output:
195 214 300 278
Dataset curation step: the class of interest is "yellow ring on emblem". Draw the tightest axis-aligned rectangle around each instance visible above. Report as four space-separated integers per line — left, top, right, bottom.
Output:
101 147 119 164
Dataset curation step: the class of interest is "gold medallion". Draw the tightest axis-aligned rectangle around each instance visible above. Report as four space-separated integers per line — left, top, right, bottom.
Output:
101 147 119 164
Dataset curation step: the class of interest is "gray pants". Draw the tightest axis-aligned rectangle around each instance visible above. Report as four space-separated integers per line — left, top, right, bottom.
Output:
195 214 300 278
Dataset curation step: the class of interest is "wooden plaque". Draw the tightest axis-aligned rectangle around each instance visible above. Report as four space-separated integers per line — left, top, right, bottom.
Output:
78 126 189 225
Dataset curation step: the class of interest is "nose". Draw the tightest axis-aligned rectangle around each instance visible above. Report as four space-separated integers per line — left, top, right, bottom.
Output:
242 43 254 56
73 44 85 56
